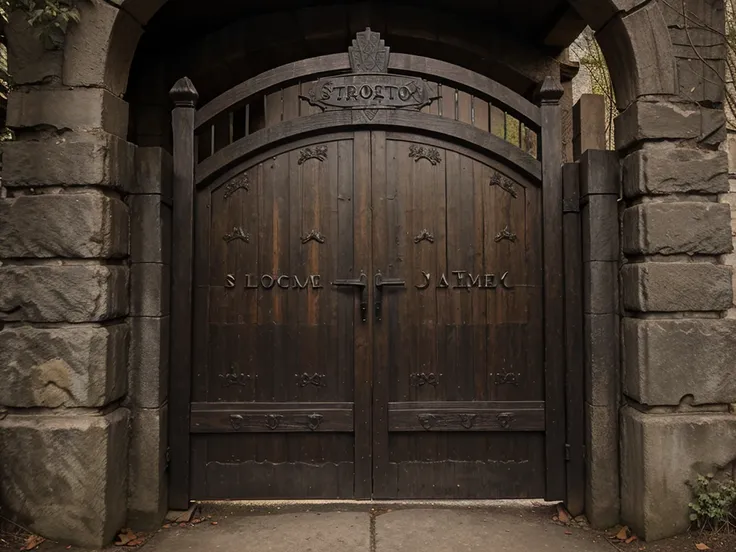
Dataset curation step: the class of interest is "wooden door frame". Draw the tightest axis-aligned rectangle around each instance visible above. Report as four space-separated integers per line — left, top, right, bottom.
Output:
168 45 574 508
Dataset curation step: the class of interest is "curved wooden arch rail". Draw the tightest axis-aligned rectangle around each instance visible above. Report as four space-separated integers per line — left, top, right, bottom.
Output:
194 52 542 132
195 109 542 186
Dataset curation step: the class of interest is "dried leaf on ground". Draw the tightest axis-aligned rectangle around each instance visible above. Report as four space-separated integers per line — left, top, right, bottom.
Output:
126 537 146 547
695 544 710 551
115 529 137 546
21 534 46 551
556 504 571 524
616 526 630 541
626 535 638 544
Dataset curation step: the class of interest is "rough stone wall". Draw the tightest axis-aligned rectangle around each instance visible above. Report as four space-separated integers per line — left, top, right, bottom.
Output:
613 0 736 542
0 0 169 547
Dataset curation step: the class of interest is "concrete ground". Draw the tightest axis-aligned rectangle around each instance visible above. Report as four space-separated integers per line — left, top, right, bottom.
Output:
134 501 615 552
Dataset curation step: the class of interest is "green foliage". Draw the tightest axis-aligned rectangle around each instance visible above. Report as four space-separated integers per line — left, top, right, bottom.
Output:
689 474 736 533
1 0 87 47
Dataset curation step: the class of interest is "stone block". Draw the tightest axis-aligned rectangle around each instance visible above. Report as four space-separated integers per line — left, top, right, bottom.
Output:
0 324 127 408
573 95 606 160
623 202 732 256
596 3 676 110
2 131 135 190
580 149 620 196
110 0 169 26
585 314 620 407
582 195 620 262
133 147 173 198
622 262 732 312
0 193 129 259
586 402 620 529
623 144 728 197
0 265 128 323
128 195 171 264
584 261 619 314
0 409 129 547
130 264 170 317
63 0 143 96
624 318 736 405
729 133 736 176
615 101 701 151
6 11 63 85
127 406 168 529
128 316 169 408
700 107 727 147
567 0 648 30
621 407 736 541
7 88 129 138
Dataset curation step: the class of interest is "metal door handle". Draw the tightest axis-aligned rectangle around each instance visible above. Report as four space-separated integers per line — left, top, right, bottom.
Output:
332 271 368 322
374 271 406 321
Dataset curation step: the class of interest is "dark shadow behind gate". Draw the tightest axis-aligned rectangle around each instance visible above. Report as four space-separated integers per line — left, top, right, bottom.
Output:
167 30 584 510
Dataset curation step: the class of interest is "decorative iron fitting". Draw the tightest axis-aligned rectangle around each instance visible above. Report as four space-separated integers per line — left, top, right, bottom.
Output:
413 229 435 244
409 145 442 166
494 226 517 243
224 173 250 199
296 373 327 388
298 145 328 165
410 372 442 387
301 229 326 245
223 227 251 244
490 173 518 199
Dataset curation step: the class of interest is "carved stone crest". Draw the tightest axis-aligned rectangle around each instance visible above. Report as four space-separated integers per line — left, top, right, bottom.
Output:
349 27 389 73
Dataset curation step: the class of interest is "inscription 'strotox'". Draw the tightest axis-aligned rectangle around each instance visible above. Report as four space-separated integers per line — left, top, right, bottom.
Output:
299 28 439 118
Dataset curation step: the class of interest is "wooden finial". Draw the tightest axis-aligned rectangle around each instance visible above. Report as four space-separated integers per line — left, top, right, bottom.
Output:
538 75 564 105
170 77 199 108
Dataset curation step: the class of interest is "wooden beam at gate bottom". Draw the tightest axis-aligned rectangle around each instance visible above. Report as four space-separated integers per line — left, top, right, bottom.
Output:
169 78 199 510
563 162 585 516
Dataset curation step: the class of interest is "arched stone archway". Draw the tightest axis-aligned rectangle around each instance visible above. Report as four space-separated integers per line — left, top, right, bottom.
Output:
1 0 734 548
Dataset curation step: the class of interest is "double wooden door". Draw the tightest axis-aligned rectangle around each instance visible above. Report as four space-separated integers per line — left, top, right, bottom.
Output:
190 130 546 499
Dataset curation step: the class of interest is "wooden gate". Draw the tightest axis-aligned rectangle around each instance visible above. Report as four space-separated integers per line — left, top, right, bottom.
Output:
168 29 582 507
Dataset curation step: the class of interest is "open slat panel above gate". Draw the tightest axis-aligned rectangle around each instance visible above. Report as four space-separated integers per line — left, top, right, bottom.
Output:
192 53 542 184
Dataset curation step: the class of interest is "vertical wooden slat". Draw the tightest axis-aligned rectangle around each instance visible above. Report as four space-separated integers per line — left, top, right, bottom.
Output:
563 162 585 516
539 75 567 501
351 132 372 497
168 77 199 510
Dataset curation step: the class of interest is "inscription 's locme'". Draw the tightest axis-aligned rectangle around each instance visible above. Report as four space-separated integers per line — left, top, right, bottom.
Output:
226 274 323 290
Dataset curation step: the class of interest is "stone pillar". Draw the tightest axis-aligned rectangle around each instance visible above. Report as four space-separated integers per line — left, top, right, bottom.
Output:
125 148 173 528
580 150 621 529
0 7 138 547
573 94 606 161
614 1 736 541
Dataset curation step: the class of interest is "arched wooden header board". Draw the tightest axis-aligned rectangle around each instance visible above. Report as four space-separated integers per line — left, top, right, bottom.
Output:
168 29 575 507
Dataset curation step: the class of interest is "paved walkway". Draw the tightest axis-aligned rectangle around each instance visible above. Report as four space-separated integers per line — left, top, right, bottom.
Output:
138 502 615 552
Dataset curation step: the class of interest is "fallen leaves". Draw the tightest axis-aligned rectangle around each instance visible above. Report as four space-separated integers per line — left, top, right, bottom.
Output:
556 504 571 524
20 535 45 551
616 526 630 541
114 529 148 547
695 544 711 551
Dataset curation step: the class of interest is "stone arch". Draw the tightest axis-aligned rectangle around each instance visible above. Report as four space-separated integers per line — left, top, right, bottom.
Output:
62 0 680 107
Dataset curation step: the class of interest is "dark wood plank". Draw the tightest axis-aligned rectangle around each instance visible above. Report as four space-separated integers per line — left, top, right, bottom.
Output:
540 76 567 501
168 78 199 510
196 110 542 187
195 53 540 132
563 162 585 516
388 407 545 432
191 403 354 433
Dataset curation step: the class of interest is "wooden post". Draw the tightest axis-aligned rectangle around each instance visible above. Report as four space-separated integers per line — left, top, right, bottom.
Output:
168 77 199 510
562 162 585 516
539 75 567 501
